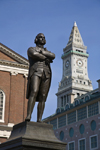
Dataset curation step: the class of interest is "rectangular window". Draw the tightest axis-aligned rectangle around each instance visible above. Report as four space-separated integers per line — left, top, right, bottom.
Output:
78 107 87 121
68 111 76 124
90 135 98 149
76 69 83 74
88 102 98 117
58 115 66 128
67 95 69 103
79 139 85 150
61 97 63 107
57 98 60 108
69 142 75 150
0 91 4 121
64 96 66 106
50 119 57 130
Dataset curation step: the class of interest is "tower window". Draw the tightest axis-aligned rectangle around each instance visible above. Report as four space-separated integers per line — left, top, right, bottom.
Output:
76 49 83 53
80 81 82 84
61 97 63 107
0 90 5 122
76 80 78 83
64 96 66 106
67 95 69 103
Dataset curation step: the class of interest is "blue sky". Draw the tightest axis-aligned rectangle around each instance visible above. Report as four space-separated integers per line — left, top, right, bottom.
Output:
0 0 100 121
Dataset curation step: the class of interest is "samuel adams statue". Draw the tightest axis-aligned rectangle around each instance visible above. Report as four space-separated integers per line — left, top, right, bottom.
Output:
26 33 55 122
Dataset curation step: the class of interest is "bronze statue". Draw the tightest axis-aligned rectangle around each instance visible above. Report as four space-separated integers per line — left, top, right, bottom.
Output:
26 33 55 122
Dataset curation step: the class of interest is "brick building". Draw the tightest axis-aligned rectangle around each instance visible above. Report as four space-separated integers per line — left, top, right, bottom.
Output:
43 22 100 150
0 43 29 143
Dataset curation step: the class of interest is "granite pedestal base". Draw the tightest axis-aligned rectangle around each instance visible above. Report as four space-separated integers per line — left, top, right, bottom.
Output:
0 121 67 150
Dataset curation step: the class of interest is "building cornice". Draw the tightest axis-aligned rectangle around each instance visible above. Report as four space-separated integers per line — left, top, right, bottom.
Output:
61 50 89 59
43 96 100 122
0 64 28 77
0 124 13 139
56 86 92 96
0 59 29 69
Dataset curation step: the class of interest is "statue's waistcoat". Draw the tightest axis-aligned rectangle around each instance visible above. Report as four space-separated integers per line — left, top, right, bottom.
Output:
28 47 51 78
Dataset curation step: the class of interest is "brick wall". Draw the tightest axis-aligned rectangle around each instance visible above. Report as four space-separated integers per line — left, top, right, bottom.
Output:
0 51 16 62
54 114 100 150
0 46 28 143
0 138 7 144
0 71 28 125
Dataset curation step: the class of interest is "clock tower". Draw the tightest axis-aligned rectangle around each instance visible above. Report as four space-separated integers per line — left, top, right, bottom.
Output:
56 22 93 108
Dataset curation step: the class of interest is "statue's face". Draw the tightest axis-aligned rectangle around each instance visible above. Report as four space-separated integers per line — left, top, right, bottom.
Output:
38 34 46 45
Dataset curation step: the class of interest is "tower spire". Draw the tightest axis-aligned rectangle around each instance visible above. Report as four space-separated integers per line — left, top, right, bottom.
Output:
66 22 85 48
74 21 77 27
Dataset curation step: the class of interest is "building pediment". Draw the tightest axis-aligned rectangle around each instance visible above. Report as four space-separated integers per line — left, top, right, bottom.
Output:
0 43 29 67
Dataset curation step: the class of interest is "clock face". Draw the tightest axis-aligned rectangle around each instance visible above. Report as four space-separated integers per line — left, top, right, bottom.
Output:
77 59 83 67
65 60 70 68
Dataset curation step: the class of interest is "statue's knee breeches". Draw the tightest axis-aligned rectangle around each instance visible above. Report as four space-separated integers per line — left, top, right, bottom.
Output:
30 75 40 98
30 90 38 98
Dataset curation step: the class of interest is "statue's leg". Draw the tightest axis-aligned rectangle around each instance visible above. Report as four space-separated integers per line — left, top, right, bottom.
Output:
37 100 45 122
26 75 40 121
37 77 51 122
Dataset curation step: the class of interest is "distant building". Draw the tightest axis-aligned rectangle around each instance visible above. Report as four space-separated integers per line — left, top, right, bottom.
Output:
43 22 100 150
0 43 28 143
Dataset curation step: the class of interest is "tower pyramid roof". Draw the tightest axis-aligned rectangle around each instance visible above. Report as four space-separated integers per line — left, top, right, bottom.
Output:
66 22 86 49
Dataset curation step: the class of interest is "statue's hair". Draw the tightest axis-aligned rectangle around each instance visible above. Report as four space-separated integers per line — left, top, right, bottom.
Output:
34 33 46 45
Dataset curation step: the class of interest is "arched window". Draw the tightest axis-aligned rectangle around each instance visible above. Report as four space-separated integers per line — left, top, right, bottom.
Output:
85 95 90 102
0 90 5 122
56 108 60 114
65 104 70 110
75 100 79 106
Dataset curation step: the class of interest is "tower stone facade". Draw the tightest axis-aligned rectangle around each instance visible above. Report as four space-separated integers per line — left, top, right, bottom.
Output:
56 22 93 108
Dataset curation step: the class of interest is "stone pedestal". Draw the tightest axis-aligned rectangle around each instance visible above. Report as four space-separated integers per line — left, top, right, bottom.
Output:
0 121 67 150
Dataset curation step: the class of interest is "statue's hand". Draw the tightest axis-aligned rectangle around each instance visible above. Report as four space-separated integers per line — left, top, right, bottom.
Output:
40 50 42 54
45 58 53 64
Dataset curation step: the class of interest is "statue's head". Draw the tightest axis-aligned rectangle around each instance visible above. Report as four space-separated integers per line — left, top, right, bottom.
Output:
34 33 46 46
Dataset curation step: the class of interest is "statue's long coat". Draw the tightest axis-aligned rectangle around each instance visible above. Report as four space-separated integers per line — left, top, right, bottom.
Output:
26 46 55 101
